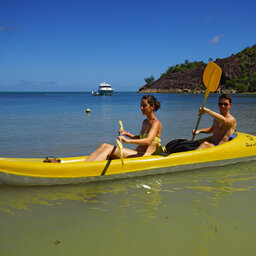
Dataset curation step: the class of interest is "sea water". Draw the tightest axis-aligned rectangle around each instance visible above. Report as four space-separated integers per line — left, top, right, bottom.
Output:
0 92 256 255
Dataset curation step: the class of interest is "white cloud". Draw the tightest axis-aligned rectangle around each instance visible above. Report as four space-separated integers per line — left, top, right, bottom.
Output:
209 34 224 44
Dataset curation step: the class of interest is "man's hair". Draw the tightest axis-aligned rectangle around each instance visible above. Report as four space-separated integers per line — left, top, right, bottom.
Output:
219 94 232 104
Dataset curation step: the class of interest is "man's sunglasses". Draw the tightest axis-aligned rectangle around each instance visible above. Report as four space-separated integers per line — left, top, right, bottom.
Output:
218 102 229 106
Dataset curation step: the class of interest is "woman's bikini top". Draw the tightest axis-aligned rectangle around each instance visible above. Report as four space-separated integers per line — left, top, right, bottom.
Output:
139 133 161 143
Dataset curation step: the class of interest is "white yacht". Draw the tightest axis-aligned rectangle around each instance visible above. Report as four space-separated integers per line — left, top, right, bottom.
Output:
92 82 114 96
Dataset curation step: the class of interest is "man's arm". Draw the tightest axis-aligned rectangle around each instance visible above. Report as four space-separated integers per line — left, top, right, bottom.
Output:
200 107 235 127
193 125 213 135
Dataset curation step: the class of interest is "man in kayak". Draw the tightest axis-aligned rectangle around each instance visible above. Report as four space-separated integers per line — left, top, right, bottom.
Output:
192 94 236 149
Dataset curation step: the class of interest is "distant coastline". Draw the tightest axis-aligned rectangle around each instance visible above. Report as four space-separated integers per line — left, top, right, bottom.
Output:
137 88 256 94
5 89 251 95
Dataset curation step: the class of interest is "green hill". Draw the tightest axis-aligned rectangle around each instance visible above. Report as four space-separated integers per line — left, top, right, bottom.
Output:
139 44 256 93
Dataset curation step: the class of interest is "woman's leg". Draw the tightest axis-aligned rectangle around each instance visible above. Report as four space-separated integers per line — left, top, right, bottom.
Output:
85 143 143 162
85 143 117 162
111 147 143 159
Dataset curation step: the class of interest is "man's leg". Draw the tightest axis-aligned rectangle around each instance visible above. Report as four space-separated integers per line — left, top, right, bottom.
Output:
196 141 215 150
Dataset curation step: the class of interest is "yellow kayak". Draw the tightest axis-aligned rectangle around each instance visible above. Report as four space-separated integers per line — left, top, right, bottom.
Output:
0 132 256 186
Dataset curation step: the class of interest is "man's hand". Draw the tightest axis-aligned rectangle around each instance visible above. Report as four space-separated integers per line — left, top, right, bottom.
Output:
192 129 200 136
198 107 208 116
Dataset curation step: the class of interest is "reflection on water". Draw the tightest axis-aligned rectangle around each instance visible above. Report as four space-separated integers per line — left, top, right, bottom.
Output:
1 160 256 216
1 161 256 255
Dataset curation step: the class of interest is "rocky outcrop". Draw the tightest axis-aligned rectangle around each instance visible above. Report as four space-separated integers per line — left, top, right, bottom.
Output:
138 44 256 93
139 65 206 93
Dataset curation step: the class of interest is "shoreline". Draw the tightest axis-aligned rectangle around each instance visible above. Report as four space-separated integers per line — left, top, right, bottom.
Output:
0 90 256 95
137 88 256 94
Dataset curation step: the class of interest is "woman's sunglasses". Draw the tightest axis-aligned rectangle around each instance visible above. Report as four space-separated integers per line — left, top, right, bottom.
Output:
218 102 229 106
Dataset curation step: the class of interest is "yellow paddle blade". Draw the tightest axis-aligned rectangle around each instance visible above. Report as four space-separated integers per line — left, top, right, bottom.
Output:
191 62 222 141
119 120 124 130
116 139 124 166
203 62 222 92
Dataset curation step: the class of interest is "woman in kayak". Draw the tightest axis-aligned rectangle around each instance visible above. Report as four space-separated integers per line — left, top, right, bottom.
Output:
85 95 162 162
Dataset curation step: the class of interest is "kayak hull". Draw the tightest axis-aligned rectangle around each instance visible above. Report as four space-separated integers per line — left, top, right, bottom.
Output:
1 132 256 186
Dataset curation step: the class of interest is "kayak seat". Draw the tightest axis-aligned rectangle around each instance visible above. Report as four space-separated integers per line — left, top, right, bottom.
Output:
229 132 237 141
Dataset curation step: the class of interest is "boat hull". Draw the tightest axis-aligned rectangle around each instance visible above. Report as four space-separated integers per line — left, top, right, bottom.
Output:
91 90 114 96
0 132 256 186
98 89 114 95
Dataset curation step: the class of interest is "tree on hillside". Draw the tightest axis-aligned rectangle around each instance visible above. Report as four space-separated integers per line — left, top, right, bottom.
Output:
160 60 205 77
144 75 155 85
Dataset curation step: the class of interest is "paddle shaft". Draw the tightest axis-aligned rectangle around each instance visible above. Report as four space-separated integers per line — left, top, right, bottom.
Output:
191 91 209 141
117 120 124 166
119 120 124 131
191 66 216 141
119 120 124 143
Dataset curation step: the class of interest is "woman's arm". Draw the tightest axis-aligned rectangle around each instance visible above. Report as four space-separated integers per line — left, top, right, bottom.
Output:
119 120 160 146
119 129 139 139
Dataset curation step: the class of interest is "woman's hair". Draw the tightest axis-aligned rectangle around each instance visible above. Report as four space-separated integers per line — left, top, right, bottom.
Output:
142 95 161 112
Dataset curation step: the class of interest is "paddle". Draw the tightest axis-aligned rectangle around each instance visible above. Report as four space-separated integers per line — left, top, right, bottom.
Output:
192 62 222 141
119 120 124 131
116 120 124 166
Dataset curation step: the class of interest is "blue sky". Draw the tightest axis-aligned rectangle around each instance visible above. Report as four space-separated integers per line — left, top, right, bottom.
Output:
0 0 255 92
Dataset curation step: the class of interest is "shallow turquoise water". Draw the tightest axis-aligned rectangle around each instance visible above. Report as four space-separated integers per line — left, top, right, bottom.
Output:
1 92 256 156
0 92 256 255
1 161 256 255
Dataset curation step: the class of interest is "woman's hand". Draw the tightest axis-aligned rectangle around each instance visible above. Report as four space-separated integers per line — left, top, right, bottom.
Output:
118 129 124 135
118 135 129 143
118 129 131 137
